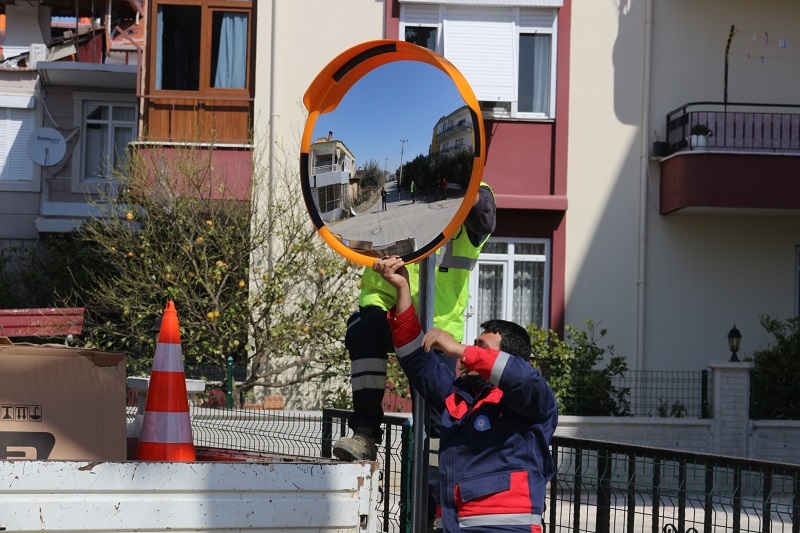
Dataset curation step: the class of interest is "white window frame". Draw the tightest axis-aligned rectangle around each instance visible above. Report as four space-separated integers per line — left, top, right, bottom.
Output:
514 11 556 120
400 2 558 121
0 97 41 192
401 4 443 53
464 237 551 343
71 92 138 194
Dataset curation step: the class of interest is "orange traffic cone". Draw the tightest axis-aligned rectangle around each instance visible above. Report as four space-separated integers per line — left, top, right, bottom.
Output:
136 301 196 461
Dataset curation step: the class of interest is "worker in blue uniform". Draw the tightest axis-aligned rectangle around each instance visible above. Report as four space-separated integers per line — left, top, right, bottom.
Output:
372 255 558 532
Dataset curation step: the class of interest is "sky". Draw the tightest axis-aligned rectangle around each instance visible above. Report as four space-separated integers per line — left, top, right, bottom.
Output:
312 60 467 173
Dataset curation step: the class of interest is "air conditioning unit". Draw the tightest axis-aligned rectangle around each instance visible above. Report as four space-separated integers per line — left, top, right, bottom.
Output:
479 101 511 118
28 44 49 68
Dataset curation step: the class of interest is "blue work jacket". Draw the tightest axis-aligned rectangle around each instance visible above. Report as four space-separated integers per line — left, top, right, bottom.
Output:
388 306 558 532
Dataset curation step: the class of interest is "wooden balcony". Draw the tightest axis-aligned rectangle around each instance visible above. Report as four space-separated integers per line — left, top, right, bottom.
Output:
141 94 253 145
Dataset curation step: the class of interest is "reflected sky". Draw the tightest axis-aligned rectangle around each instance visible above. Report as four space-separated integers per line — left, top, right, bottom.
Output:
312 60 465 173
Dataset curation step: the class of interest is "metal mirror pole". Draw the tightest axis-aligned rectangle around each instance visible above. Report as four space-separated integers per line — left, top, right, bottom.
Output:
411 254 435 533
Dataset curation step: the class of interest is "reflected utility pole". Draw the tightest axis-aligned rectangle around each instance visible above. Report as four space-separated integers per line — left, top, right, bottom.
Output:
399 139 408 189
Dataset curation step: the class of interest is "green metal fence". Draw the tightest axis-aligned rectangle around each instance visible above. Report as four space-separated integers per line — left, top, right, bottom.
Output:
550 436 800 533
552 369 710 418
182 367 711 418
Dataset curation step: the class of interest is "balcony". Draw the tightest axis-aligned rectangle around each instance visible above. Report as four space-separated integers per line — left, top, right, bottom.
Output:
658 102 800 215
310 165 350 189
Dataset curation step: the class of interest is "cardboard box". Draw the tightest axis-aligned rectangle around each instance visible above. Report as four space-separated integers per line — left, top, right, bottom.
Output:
0 338 126 460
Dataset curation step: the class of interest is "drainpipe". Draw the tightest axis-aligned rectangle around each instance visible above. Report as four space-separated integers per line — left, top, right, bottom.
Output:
636 0 654 372
267 0 278 269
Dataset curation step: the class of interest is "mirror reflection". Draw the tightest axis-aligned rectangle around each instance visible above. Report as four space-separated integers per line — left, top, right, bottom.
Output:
306 60 475 258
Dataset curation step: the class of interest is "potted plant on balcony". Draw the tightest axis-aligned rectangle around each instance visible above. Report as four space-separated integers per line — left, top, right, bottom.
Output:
652 130 669 157
689 124 713 148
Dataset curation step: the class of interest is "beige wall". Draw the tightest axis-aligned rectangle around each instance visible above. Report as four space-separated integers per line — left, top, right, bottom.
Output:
568 0 800 371
253 1 386 409
254 1 386 159
566 0 645 368
253 0 800 378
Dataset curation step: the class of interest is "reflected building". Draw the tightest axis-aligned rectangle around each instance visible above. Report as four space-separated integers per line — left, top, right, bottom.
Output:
430 105 473 155
309 132 356 222
426 104 474 191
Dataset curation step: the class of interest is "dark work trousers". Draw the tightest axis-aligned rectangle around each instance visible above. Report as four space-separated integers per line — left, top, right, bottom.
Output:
344 306 393 444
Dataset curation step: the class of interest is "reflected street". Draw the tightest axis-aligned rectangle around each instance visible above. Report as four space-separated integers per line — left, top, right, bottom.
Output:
329 180 466 258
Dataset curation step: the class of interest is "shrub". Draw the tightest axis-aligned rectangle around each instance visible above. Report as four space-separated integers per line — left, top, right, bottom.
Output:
657 399 686 418
0 234 97 310
73 142 360 406
750 314 800 419
528 321 631 416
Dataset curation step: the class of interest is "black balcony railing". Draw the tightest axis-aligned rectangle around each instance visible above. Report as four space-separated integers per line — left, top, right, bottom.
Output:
550 436 800 533
664 102 800 156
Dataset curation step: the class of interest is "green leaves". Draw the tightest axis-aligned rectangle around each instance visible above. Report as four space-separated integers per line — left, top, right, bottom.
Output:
68 142 360 407
528 321 631 416
751 314 800 419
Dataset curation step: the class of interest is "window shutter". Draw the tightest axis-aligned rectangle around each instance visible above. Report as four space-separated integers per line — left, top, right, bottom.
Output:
404 4 438 25
0 94 35 109
519 8 556 30
443 6 515 103
0 109 35 181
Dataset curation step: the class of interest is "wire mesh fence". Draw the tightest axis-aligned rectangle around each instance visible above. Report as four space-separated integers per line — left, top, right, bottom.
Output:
552 369 710 418
387 369 711 418
171 366 711 419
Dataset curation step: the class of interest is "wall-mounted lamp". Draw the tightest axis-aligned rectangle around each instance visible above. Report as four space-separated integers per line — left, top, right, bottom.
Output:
727 325 742 362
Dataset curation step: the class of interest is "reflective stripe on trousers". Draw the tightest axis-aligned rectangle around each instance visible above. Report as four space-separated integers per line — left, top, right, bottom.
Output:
457 513 542 528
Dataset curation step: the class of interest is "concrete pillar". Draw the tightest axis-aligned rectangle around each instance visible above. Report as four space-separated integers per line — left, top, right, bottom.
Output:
707 361 754 458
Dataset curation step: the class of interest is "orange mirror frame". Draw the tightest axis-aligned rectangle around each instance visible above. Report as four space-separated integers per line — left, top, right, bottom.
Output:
300 40 486 266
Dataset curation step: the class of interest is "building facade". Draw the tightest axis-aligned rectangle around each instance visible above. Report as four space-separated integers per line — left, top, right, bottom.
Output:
568 1 800 371
4 0 799 378
0 0 141 236
257 0 800 375
254 1 570 376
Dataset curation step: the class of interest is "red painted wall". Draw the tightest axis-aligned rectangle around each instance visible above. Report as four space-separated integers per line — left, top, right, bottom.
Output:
483 120 556 200
135 146 252 202
383 0 570 333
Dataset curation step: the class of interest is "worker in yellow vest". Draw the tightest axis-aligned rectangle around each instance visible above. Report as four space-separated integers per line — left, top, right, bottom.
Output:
333 182 496 462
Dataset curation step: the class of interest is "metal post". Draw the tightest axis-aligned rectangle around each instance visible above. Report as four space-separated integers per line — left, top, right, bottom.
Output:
226 356 233 410
723 24 736 146
321 409 333 458
410 255 435 533
750 369 759 420
597 450 611 533
400 419 414 533
701 368 709 419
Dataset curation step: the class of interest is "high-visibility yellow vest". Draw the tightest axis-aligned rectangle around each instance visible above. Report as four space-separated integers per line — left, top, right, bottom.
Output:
359 183 494 343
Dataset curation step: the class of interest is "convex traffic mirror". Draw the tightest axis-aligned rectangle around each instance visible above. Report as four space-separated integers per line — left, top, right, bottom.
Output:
300 40 485 266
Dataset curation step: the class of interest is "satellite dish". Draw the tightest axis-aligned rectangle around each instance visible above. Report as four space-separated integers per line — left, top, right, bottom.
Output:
27 127 67 167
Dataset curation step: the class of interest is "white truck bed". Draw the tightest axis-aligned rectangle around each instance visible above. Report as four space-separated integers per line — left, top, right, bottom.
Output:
0 448 380 532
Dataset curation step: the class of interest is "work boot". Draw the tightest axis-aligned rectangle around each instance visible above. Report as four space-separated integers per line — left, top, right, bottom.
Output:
332 427 378 461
